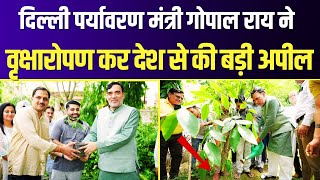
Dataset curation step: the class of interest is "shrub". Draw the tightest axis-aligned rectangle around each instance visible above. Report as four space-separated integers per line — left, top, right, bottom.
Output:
136 121 157 180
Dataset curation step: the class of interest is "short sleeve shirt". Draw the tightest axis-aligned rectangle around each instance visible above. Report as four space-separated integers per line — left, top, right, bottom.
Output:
50 118 90 172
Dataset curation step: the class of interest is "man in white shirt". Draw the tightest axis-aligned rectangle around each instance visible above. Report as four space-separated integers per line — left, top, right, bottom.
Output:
285 90 302 178
294 80 320 180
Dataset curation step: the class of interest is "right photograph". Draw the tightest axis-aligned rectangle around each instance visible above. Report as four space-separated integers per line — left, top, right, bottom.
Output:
159 80 320 180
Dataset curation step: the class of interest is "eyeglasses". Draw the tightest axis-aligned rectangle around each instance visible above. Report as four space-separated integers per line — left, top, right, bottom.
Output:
174 94 184 100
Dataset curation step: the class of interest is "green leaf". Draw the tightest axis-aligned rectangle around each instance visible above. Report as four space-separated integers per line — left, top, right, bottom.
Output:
191 90 213 99
238 125 258 145
252 121 259 138
231 116 242 120
235 120 252 125
248 109 257 114
209 81 223 93
246 112 253 121
183 99 206 107
204 142 221 166
209 129 226 142
201 104 210 121
240 103 247 110
199 151 207 180
222 120 236 134
221 94 229 110
161 111 178 141
213 120 224 127
224 159 233 173
213 100 221 116
228 88 238 99
176 109 200 138
213 99 220 109
230 126 241 152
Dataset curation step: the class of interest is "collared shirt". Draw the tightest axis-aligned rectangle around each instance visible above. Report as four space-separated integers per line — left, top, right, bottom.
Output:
294 80 315 126
8 106 57 176
83 104 139 173
50 117 90 172
160 98 183 135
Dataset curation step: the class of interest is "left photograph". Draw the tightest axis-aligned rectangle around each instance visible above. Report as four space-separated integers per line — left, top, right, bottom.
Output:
0 80 158 180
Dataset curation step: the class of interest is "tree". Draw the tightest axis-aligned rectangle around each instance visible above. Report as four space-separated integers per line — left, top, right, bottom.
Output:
41 82 80 102
160 80 182 98
122 82 147 110
0 82 30 104
161 80 298 179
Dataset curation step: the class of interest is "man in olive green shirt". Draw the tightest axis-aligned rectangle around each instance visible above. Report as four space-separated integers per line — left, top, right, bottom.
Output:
251 87 296 180
81 82 140 180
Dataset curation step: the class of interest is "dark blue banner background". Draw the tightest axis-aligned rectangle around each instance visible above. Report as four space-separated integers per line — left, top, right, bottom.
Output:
0 0 319 79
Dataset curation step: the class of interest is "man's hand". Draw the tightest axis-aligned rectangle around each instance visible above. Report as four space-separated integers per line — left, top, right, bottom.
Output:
60 142 80 159
297 124 310 139
80 153 90 162
50 153 56 160
64 154 74 161
200 122 206 128
306 138 320 158
2 155 7 161
80 142 98 155
155 167 158 176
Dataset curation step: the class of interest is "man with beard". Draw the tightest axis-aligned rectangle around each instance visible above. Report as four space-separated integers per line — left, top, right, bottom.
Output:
8 87 78 180
50 100 90 180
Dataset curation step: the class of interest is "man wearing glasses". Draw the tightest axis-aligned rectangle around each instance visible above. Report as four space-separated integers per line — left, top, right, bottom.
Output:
160 88 184 180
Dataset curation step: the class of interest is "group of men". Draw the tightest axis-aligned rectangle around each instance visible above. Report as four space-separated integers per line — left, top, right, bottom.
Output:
160 80 320 180
6 82 140 180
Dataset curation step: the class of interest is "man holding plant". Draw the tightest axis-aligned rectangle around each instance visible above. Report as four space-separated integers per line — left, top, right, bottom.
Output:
50 100 90 180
